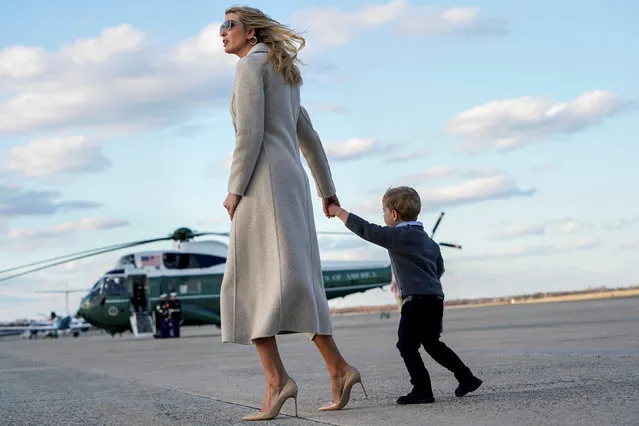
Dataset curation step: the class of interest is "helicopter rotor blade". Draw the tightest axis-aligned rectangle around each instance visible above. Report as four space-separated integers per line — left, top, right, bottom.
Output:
0 227 353 284
0 237 173 284
0 240 162 276
439 242 462 249
191 232 230 237
431 212 445 237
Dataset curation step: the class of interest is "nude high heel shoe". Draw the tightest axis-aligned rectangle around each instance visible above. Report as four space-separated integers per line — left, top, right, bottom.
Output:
318 365 367 411
242 378 298 421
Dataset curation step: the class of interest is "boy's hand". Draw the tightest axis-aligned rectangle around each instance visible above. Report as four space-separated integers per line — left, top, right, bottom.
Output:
327 202 342 217
322 194 340 218
328 202 349 223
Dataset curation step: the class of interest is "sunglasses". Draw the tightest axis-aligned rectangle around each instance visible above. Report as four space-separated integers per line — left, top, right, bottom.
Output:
219 20 236 35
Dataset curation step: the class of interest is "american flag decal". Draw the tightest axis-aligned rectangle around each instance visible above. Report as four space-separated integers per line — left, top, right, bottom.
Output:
140 254 162 267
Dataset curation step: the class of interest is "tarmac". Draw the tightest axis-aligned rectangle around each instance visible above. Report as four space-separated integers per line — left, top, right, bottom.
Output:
1 297 638 425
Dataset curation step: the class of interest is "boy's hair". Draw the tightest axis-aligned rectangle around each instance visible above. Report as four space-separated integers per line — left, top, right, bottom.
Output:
383 186 421 221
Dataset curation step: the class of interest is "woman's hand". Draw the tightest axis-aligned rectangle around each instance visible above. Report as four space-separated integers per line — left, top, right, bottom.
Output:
322 194 340 218
223 193 242 221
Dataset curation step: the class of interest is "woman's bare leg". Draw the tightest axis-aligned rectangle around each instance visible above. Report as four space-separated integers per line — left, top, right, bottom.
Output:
312 334 350 402
254 336 290 412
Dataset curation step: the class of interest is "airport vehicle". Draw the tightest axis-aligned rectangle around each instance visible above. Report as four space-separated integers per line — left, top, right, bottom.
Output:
0 213 460 338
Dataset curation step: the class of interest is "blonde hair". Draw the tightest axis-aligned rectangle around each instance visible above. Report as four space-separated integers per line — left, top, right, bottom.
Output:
383 186 421 222
226 6 305 86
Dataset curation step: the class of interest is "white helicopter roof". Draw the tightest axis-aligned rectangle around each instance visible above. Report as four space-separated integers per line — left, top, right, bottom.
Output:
176 239 229 257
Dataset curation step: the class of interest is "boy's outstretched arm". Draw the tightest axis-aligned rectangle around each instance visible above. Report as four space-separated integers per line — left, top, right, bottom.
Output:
328 204 397 250
329 203 349 223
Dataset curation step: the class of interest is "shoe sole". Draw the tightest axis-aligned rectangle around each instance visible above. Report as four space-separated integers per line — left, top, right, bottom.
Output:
455 379 483 397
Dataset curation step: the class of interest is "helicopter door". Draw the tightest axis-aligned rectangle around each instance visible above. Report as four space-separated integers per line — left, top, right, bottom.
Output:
129 275 149 313
126 274 155 338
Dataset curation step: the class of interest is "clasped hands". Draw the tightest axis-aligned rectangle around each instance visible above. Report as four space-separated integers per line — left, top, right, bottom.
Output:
223 193 343 221
322 194 342 218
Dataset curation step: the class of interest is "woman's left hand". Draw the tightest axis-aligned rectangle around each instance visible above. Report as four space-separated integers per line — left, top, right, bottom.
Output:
223 193 242 221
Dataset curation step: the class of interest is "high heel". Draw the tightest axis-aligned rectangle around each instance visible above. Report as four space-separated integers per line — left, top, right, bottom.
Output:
242 378 298 421
318 365 367 411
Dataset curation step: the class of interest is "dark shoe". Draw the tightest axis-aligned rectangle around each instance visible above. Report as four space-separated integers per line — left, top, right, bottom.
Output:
455 376 483 397
396 388 435 405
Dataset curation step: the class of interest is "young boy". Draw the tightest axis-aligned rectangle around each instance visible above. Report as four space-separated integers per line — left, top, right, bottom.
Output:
327 186 482 404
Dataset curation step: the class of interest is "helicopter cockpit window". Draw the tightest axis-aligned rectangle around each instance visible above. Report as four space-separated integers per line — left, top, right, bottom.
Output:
163 253 225 269
115 254 135 268
104 276 128 297
89 279 102 296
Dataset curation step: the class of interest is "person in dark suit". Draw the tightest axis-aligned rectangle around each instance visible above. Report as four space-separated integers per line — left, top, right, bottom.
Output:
168 293 181 338
156 294 170 338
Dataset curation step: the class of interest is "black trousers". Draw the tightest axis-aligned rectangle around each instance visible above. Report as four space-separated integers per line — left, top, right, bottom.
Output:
171 318 181 337
396 297 473 395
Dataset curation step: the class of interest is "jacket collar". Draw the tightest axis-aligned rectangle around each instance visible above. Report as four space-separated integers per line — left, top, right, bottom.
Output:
395 221 424 228
248 42 270 55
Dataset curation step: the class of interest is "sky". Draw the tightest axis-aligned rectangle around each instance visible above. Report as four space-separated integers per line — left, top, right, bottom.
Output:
1 0 637 321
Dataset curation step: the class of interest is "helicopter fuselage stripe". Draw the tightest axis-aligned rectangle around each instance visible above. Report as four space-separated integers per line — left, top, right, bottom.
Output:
102 283 385 305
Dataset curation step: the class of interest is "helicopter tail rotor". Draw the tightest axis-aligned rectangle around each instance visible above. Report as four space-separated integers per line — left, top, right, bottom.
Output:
439 242 462 249
431 212 445 237
430 212 463 250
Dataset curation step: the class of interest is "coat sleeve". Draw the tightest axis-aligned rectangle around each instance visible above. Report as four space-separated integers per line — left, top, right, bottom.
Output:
227 58 265 196
436 251 445 278
344 213 399 250
296 105 336 198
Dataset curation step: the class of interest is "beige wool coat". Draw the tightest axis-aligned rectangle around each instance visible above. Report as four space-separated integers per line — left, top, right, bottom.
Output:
220 43 336 345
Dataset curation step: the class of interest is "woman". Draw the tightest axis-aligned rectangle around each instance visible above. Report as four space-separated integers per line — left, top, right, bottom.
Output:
218 6 366 421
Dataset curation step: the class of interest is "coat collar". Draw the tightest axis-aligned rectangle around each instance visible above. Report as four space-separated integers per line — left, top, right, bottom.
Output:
247 42 270 55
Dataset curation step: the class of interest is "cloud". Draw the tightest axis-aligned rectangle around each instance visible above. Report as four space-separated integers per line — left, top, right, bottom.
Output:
176 124 207 138
490 223 546 240
446 90 625 152
7 217 129 241
0 23 237 139
406 165 501 181
556 220 593 234
1 217 129 254
488 218 594 240
531 161 557 172
385 148 430 164
204 151 233 177
419 173 535 211
0 2 506 148
0 2 505 141
356 172 535 214
196 216 227 227
293 0 507 56
603 216 639 230
3 135 111 177
460 237 602 261
0 46 48 78
395 4 508 37
0 182 101 218
324 138 392 161
620 239 639 250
